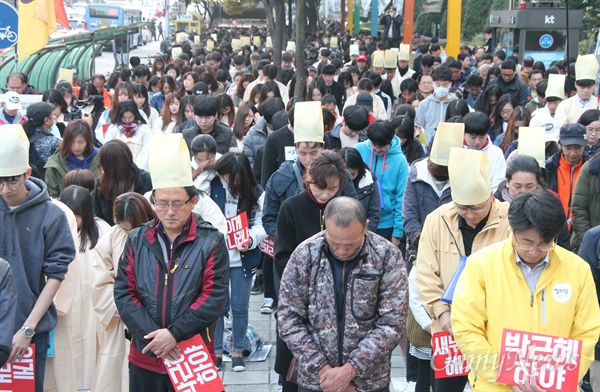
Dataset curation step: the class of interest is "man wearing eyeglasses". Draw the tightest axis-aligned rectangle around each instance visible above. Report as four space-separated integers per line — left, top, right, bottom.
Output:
114 135 229 390
416 148 511 392
451 189 600 392
555 54 599 127
0 125 76 392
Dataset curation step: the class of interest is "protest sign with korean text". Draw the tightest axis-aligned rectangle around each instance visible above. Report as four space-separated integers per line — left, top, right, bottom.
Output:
496 329 581 392
163 335 224 392
432 331 471 378
226 212 251 250
0 344 35 391
259 238 274 258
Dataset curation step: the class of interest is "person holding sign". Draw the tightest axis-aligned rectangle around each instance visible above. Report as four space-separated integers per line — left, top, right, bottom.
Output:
278 196 408 392
114 134 229 390
451 189 600 391
207 152 267 372
416 148 511 391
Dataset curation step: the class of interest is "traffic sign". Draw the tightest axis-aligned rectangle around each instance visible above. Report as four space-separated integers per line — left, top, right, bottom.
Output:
0 2 18 50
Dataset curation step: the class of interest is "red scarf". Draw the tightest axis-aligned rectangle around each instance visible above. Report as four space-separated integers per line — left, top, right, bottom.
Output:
118 121 140 138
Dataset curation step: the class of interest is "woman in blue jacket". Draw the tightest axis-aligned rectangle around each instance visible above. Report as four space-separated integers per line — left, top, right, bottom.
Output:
353 120 409 245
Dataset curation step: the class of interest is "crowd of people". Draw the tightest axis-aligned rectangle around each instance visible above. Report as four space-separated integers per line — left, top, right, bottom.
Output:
1 21 600 392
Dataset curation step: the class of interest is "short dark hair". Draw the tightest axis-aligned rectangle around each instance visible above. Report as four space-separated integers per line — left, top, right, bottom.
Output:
464 111 490 136
367 120 395 146
400 78 418 93
194 95 218 117
357 78 374 91
322 64 336 75
432 66 452 82
421 55 434 67
508 189 566 243
501 59 516 71
466 74 483 88
263 64 278 80
259 97 285 125
306 150 348 191
494 50 507 61
369 73 383 88
536 80 548 98
191 134 217 155
523 56 534 68
448 60 462 70
505 155 541 184
343 106 369 132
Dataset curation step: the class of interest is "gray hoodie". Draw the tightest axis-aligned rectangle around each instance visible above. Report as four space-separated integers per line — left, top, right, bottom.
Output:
415 93 458 146
0 177 75 334
0 259 16 366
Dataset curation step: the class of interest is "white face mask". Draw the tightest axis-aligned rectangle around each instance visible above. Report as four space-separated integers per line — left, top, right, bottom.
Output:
434 86 450 98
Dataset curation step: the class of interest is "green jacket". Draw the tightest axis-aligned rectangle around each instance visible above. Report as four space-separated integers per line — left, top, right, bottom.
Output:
44 151 100 198
572 158 600 249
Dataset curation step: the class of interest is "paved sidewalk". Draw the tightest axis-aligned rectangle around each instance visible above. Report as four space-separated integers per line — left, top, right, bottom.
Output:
220 293 409 391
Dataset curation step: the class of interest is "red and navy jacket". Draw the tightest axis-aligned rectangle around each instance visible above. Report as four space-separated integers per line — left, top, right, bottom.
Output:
114 213 230 374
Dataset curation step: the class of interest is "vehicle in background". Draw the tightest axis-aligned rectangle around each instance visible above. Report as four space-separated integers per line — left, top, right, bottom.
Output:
84 3 144 49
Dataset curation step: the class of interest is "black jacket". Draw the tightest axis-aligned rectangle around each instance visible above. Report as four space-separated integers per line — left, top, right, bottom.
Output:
486 76 529 106
177 119 238 155
260 126 295 188
379 13 403 41
325 81 347 113
114 214 229 373
92 166 152 226
324 123 368 151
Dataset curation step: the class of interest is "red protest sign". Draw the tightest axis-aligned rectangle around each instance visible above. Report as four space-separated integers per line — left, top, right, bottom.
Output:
496 329 581 392
164 335 224 392
432 331 471 378
0 344 36 391
259 238 274 258
226 212 251 250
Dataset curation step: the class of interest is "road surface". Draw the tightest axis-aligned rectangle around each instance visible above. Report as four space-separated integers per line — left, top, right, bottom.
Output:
94 39 162 76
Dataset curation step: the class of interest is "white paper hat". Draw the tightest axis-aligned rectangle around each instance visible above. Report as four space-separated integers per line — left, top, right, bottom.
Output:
449 147 491 205
149 134 193 189
430 123 465 166
349 44 359 56
518 127 546 167
286 41 296 52
253 36 261 47
529 111 558 143
372 51 385 68
232 39 242 50
575 54 599 82
293 101 324 144
384 50 397 69
330 36 338 48
545 74 566 100
241 36 251 46
266 36 273 48
398 44 410 61
0 125 30 177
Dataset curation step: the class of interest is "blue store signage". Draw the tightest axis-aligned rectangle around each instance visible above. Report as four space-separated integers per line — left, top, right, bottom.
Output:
539 34 554 49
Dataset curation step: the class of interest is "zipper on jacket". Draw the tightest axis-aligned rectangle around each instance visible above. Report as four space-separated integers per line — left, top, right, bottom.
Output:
530 294 534 308
541 289 546 324
338 263 349 366
162 242 174 327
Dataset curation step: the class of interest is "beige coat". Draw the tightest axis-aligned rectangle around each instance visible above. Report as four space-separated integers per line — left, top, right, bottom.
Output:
343 91 388 120
44 200 78 392
91 225 130 392
415 199 511 333
554 95 599 127
71 218 111 390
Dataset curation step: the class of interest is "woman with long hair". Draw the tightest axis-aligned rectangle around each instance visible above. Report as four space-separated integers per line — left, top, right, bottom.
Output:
208 152 267 372
94 81 140 144
248 84 263 106
258 81 281 107
273 150 348 390
60 185 111 390
393 115 425 165
92 192 155 391
104 100 152 170
307 78 327 102
216 93 237 126
233 74 254 107
488 94 518 143
132 83 159 131
475 84 501 116
153 92 181 134
149 75 177 112
231 102 257 150
44 120 101 198
42 88 69 136
151 56 166 77
498 106 531 153
178 71 200 97
92 139 153 225
177 95 196 125
339 147 380 231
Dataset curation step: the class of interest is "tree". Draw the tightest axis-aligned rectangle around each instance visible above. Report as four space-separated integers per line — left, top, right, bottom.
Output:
262 0 287 80
461 0 493 41
294 0 307 99
221 0 260 15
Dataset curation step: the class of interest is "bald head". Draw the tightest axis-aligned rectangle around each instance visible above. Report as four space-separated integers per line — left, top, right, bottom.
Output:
323 197 367 228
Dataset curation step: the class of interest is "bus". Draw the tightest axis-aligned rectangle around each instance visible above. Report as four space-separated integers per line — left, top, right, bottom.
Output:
84 3 143 48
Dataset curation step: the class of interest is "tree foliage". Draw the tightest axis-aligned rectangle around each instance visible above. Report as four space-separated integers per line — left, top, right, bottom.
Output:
461 0 493 41
221 0 261 15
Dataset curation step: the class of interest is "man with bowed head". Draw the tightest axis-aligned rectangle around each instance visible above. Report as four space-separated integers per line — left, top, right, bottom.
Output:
278 197 408 392
114 134 229 391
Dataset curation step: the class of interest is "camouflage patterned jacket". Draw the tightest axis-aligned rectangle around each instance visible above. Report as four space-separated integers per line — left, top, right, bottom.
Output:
277 231 408 392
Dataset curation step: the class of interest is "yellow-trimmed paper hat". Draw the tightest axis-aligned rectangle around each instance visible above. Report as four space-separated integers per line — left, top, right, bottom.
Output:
232 39 242 50
206 40 214 52
398 44 410 61
241 36 251 46
517 127 546 167
330 36 338 48
384 50 397 69
149 134 193 189
575 54 599 82
0 125 30 177
293 101 324 144
372 51 385 68
545 74 565 100
449 147 491 205
211 33 217 41
253 36 261 47
286 41 296 52
266 36 273 48
430 123 465 166
349 44 359 56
